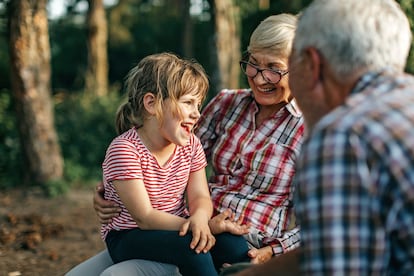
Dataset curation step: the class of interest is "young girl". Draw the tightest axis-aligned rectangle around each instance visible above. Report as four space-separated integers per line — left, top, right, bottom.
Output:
101 53 249 276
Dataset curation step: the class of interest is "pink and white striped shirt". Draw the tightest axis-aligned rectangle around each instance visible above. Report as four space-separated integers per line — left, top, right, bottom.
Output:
100 128 207 240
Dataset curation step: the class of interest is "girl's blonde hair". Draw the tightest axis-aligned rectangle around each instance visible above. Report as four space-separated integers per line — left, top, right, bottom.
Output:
115 52 209 134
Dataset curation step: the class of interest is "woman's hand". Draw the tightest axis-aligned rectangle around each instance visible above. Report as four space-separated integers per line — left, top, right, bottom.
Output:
93 182 121 224
179 212 216 254
209 209 250 235
248 245 273 264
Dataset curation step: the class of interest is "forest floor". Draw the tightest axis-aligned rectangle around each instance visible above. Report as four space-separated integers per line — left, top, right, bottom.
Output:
0 187 105 276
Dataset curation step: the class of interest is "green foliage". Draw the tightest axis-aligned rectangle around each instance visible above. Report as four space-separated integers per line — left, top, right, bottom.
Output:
0 88 121 191
55 90 121 185
397 0 414 74
0 89 22 188
0 2 10 90
107 1 193 87
43 178 70 197
49 19 88 92
3 0 414 193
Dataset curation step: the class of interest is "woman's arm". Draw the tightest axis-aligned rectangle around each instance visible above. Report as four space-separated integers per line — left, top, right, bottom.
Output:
93 183 121 224
114 179 187 230
263 226 301 256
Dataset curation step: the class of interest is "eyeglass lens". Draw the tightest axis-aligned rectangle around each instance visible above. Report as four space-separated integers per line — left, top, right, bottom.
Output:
242 62 282 84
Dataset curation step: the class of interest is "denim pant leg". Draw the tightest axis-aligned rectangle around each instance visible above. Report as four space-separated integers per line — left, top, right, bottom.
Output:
106 229 218 276
100 259 181 276
64 249 113 276
210 233 250 271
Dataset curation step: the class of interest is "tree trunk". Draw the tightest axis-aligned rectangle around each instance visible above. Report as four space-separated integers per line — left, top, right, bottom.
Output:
212 0 241 90
8 0 63 186
86 0 108 97
182 0 193 58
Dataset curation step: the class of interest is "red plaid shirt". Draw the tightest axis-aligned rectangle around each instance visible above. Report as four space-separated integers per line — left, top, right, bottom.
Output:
195 89 304 254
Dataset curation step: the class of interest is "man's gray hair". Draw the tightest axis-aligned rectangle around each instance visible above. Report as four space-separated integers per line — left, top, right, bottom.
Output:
293 0 412 77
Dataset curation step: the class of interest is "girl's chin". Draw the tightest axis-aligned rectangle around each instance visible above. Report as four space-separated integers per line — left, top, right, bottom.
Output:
176 135 190 146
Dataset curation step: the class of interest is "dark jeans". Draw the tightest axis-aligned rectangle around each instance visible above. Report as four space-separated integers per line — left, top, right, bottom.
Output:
106 229 249 276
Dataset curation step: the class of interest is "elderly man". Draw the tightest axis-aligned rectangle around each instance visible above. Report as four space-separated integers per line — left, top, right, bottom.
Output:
233 0 414 275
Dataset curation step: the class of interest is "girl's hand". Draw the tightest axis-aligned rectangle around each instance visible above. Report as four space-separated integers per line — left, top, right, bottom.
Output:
179 214 216 254
247 246 273 264
93 183 121 224
209 209 251 235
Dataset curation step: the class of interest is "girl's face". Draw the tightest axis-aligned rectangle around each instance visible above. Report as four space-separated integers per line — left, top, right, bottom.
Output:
160 92 202 146
247 51 292 107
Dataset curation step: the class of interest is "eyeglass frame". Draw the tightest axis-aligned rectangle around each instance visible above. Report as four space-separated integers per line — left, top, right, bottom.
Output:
239 60 289 84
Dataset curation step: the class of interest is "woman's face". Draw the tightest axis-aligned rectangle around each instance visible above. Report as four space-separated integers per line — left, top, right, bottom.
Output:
247 51 292 107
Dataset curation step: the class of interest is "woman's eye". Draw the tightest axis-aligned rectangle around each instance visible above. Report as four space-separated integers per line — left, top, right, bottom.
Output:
271 67 285 72
249 61 259 67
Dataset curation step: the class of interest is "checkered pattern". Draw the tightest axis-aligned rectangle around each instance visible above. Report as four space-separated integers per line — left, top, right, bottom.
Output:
295 69 414 274
196 89 304 254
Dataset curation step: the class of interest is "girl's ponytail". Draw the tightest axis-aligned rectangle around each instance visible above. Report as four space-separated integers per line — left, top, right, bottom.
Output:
115 101 135 135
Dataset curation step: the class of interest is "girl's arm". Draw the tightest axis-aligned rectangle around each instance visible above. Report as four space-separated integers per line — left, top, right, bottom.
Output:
183 168 215 253
114 179 187 230
186 168 213 218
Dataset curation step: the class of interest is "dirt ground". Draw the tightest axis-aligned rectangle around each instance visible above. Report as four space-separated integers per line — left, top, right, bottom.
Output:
0 187 105 276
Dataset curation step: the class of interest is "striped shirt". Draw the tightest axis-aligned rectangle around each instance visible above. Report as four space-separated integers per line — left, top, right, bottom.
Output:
195 89 304 254
295 69 414 275
100 128 207 240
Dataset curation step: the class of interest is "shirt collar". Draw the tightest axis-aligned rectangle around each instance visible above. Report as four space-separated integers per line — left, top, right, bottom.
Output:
350 68 395 96
286 98 302 118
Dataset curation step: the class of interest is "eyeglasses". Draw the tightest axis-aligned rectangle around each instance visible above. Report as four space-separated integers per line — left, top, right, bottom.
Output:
239 61 288 84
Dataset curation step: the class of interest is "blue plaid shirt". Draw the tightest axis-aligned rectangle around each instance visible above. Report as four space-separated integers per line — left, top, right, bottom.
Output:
295 69 414 275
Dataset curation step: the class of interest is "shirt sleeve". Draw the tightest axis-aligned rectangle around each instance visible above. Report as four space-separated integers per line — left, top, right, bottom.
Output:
262 207 301 255
103 137 143 182
262 226 301 256
295 128 375 274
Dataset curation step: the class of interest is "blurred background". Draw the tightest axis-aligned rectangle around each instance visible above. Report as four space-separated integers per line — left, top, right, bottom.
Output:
1 0 414 195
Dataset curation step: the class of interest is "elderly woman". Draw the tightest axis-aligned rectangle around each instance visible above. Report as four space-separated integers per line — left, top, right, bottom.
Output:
66 13 304 276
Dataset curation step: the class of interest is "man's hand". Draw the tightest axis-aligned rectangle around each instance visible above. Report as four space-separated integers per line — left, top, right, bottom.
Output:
93 182 121 224
208 209 250 235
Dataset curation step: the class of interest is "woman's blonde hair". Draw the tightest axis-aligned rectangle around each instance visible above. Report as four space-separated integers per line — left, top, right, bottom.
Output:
248 13 297 58
115 52 209 134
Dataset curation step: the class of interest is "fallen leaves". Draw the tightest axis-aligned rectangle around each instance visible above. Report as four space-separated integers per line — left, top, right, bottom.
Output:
0 212 64 253
0 188 105 275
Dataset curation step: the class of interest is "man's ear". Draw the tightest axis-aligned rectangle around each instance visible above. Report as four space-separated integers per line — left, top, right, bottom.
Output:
304 47 324 88
143 92 156 115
